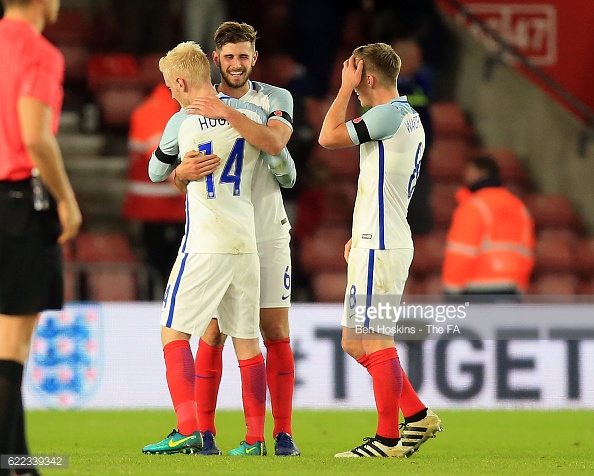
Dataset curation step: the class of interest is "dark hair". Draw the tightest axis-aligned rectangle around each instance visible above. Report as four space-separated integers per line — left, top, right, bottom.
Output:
214 22 258 50
469 155 500 179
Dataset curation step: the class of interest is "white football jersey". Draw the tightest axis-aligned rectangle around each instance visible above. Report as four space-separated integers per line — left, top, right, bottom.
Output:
151 102 267 254
346 96 426 250
235 80 293 242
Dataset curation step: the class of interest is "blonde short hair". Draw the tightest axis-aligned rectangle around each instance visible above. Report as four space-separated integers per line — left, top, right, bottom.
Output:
159 41 211 88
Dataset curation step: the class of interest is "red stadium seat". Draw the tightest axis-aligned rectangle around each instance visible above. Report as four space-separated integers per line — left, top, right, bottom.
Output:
410 231 446 277
417 274 444 295
430 182 459 228
573 237 594 279
576 278 594 296
139 53 166 90
529 273 579 295
87 54 140 92
58 44 90 83
300 225 350 274
319 181 357 226
63 269 79 302
533 229 575 273
43 9 90 46
74 232 138 263
311 271 347 302
86 270 137 302
428 138 470 182
482 148 531 186
430 102 473 140
95 86 146 129
309 145 360 179
524 194 580 230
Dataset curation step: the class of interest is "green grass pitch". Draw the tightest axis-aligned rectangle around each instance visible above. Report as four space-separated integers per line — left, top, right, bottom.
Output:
25 409 594 475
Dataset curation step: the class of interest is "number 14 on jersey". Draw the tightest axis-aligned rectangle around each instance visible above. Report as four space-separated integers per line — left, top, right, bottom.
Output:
198 139 245 199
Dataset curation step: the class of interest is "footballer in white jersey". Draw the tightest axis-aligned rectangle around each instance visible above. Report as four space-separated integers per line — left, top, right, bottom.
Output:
342 96 425 336
233 80 294 307
347 96 424 251
149 99 268 338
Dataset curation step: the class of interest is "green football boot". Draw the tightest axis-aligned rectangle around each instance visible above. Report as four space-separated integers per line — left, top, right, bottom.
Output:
229 440 267 456
142 429 202 455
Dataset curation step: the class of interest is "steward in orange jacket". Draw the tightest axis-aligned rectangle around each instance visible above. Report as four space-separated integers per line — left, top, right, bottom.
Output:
442 156 535 295
122 83 184 291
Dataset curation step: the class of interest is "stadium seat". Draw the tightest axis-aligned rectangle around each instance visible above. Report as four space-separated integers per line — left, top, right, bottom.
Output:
576 278 594 296
311 271 347 302
533 229 575 273
300 225 350 274
305 94 359 134
87 54 140 93
529 273 579 295
428 138 470 182
43 9 90 46
430 182 459 228
63 269 79 302
524 193 580 230
572 237 594 279
58 44 90 83
86 270 137 302
319 181 357 226
419 274 444 295
74 232 138 263
410 231 446 277
139 53 166 90
429 102 473 139
95 86 146 129
309 145 360 179
482 148 531 186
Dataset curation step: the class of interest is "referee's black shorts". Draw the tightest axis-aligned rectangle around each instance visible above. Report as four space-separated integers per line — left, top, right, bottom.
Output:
0 179 63 315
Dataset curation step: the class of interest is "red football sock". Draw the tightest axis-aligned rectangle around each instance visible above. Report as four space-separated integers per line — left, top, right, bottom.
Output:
264 338 294 438
238 353 266 444
399 365 427 418
356 354 370 368
195 338 223 435
163 340 197 435
367 347 402 439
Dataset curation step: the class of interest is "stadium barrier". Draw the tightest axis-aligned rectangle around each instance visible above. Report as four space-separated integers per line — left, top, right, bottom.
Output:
24 302 594 409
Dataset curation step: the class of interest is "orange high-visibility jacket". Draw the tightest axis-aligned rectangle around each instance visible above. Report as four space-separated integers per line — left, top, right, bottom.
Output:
442 186 535 293
122 83 186 222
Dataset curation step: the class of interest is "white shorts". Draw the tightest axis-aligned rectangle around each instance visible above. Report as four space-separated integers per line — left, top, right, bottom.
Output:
257 235 291 308
341 247 413 336
161 253 260 339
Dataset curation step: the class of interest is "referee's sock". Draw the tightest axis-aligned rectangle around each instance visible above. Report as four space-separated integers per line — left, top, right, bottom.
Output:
264 338 294 438
238 354 266 445
163 340 197 436
0 359 23 456
195 338 223 435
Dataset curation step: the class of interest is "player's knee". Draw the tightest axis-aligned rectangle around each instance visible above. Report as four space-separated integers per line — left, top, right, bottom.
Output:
260 322 289 342
341 338 361 359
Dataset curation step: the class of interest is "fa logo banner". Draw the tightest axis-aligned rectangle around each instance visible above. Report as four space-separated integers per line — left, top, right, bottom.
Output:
27 304 102 408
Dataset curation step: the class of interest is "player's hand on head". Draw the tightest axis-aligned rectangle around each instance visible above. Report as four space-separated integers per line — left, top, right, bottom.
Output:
57 198 82 244
177 150 221 181
341 56 364 91
186 95 228 120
